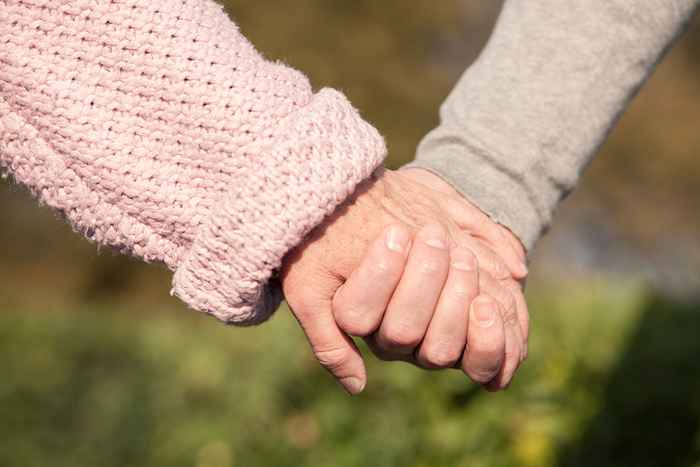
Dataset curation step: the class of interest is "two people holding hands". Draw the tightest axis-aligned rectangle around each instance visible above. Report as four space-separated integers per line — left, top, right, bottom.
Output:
283 167 529 394
1 0 696 394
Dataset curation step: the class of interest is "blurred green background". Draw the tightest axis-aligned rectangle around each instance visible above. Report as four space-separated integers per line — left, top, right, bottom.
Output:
1 1 699 466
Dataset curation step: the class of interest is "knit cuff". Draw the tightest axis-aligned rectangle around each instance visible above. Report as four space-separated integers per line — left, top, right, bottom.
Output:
172 89 386 325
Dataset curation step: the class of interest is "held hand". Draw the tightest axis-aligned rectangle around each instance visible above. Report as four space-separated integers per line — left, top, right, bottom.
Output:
396 168 530 390
336 221 528 391
281 168 529 394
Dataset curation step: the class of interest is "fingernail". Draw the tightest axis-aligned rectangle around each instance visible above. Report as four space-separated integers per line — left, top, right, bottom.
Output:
385 225 410 254
340 376 366 395
421 224 448 250
451 250 477 271
473 298 496 328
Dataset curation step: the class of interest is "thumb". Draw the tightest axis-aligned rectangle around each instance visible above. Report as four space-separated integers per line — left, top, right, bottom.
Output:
279 191 379 395
290 296 368 395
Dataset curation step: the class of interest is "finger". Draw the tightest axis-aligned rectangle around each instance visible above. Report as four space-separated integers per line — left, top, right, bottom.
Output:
485 317 523 391
291 300 367 395
363 334 414 364
376 223 450 355
483 227 528 279
480 272 523 341
499 226 528 265
453 232 513 281
333 224 411 336
479 271 525 371
502 279 530 360
417 248 478 369
462 295 505 383
445 198 527 278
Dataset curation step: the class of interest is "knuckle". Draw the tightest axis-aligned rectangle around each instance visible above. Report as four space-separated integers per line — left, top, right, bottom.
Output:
335 308 377 336
502 306 520 328
466 365 500 384
422 345 460 368
503 280 530 330
373 260 397 276
452 283 475 298
381 325 422 350
502 310 519 327
367 337 405 362
419 258 444 274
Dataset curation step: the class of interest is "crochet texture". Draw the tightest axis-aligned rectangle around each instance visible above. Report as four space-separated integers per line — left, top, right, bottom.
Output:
0 0 386 324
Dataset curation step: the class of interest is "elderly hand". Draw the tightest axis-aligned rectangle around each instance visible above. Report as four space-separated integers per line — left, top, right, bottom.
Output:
280 167 529 394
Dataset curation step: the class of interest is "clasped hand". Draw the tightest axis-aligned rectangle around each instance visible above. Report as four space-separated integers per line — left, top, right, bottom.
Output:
281 167 529 394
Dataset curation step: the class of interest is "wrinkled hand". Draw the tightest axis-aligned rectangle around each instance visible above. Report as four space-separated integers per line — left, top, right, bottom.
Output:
280 167 529 394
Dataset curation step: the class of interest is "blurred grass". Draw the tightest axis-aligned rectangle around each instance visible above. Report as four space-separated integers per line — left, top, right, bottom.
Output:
3 282 699 467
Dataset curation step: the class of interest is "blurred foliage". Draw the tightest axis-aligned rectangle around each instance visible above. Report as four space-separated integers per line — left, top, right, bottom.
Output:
1 1 700 466
226 0 501 168
4 286 700 467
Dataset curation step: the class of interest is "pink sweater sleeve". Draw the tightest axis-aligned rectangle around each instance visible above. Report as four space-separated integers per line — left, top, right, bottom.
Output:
0 0 386 324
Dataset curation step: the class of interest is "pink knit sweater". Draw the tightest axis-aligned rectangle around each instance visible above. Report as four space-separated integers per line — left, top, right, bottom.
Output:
0 0 386 324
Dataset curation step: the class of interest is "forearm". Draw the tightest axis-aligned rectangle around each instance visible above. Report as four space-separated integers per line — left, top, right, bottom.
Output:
0 0 385 324
408 0 699 251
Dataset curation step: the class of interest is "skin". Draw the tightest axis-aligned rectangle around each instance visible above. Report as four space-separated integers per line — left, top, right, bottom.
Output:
281 167 529 395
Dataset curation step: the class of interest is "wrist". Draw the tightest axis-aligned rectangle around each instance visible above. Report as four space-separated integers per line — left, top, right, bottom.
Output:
399 167 527 260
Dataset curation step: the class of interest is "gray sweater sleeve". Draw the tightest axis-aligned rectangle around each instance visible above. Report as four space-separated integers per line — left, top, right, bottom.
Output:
407 0 699 251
